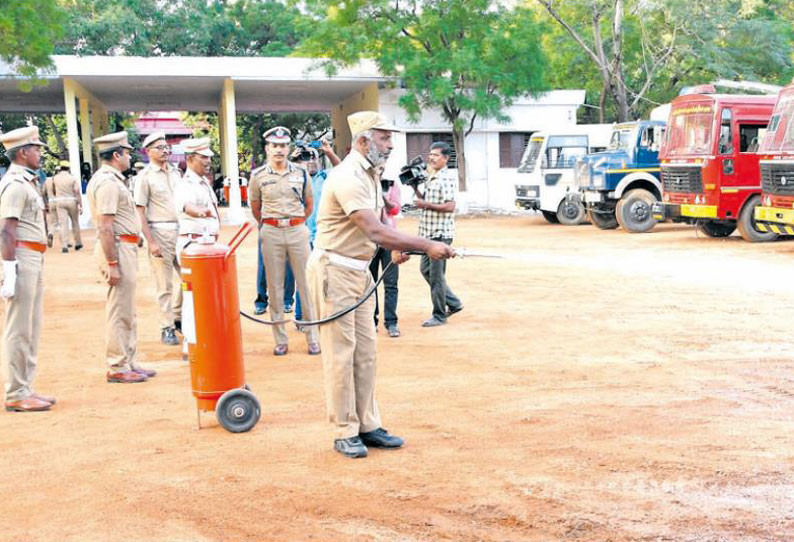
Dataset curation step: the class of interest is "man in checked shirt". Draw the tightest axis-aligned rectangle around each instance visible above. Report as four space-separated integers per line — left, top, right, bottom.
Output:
413 142 464 328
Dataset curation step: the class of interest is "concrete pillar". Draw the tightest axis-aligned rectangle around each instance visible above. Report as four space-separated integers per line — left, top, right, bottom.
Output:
331 83 380 158
79 98 92 171
63 78 81 182
219 78 243 225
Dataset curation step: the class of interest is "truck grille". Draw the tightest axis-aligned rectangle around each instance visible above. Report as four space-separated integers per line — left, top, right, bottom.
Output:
662 167 702 194
761 162 794 195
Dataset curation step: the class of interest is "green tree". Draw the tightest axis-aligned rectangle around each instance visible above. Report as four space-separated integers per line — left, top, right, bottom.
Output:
0 0 63 84
300 0 548 191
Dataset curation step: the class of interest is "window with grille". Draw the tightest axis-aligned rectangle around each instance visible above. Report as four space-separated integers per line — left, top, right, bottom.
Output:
499 132 535 168
405 132 458 168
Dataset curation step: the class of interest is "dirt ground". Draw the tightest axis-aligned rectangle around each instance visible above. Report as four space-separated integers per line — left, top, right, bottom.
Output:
2 214 794 542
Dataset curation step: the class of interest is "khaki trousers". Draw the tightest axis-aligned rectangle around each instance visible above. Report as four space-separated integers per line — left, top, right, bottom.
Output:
56 200 82 247
3 248 44 401
260 223 318 346
45 210 58 239
148 227 182 330
306 251 381 439
95 242 138 371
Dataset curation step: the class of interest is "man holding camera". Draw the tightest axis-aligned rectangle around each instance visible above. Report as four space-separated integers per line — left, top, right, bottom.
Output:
414 142 463 327
306 111 455 459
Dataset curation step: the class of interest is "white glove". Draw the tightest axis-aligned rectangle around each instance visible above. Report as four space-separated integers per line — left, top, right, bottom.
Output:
1 260 17 299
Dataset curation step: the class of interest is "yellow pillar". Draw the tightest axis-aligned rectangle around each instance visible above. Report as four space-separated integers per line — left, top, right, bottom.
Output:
63 79 81 181
331 83 380 157
79 98 92 171
219 78 242 224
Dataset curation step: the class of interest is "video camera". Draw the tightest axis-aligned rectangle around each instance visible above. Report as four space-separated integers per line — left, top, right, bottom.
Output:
398 156 427 190
293 140 322 161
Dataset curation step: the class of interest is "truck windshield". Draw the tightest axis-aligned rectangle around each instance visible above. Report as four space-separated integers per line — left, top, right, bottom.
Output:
518 137 544 173
768 92 794 152
545 135 588 169
666 104 714 155
608 126 635 151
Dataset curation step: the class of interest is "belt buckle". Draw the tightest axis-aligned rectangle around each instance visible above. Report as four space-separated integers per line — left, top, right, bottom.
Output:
278 218 290 227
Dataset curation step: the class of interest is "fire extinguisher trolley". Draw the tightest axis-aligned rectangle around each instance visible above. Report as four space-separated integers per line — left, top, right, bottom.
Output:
180 222 261 432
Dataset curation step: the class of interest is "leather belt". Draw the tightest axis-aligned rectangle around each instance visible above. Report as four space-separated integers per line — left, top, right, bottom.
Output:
179 232 218 240
149 222 179 231
261 217 305 228
117 234 140 244
314 248 370 271
16 241 46 253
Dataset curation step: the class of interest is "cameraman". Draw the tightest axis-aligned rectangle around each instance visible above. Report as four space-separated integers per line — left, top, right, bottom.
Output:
414 142 463 327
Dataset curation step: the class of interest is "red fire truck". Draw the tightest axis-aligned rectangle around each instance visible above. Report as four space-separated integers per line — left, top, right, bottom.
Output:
753 82 794 235
651 86 777 242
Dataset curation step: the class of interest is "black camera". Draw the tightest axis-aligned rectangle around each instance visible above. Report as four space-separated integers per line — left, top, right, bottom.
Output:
398 156 427 189
380 178 394 192
293 140 322 161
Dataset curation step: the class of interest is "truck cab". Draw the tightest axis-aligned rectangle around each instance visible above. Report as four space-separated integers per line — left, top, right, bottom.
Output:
576 120 666 232
514 125 612 225
753 83 794 236
651 88 776 242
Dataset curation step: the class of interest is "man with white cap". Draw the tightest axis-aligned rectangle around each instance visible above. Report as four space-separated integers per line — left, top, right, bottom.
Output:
134 131 182 346
174 137 220 259
0 126 56 411
87 131 155 384
306 111 455 458
250 126 320 357
51 160 83 253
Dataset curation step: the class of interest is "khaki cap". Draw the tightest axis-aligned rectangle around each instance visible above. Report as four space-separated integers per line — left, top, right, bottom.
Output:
93 131 133 153
182 137 215 157
347 111 400 136
59 160 71 169
133 161 145 170
0 126 46 152
263 126 291 144
142 131 166 149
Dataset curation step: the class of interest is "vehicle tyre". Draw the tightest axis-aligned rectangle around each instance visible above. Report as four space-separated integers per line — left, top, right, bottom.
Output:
541 210 559 224
737 194 777 243
556 198 586 225
587 209 618 230
615 189 658 233
697 220 736 238
216 388 261 433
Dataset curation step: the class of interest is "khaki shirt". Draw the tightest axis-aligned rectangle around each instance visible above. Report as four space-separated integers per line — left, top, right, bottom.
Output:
86 164 141 235
0 164 46 244
315 149 382 260
52 171 81 202
133 162 180 223
174 169 220 235
250 162 311 219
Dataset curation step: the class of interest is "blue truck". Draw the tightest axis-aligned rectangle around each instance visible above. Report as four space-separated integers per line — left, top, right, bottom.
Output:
575 120 667 232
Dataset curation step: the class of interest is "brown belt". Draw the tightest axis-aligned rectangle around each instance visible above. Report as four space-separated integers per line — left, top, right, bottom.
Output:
179 233 218 240
261 217 305 228
117 234 140 244
16 241 46 253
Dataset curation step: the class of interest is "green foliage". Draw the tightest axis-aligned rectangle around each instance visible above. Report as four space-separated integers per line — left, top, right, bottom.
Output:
0 0 63 85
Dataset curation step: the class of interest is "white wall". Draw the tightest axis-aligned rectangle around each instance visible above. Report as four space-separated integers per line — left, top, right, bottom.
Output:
378 88 585 211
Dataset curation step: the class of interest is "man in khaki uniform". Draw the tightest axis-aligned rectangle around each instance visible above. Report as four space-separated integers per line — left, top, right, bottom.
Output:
0 126 56 412
174 138 221 257
41 173 58 248
251 126 320 357
87 131 155 384
134 131 182 345
307 111 455 458
51 160 83 253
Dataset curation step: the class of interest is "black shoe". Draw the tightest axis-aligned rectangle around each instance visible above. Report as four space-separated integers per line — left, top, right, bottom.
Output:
359 427 404 449
447 306 463 318
161 327 179 346
334 436 368 458
422 317 446 327
253 304 266 315
75 244 83 251
61 247 68 254
174 319 182 333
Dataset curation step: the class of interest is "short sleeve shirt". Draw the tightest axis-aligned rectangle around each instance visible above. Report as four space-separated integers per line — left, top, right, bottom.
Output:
250 162 311 219
0 164 46 244
174 169 220 235
133 162 180 222
86 164 141 235
315 150 382 260
52 171 80 201
418 166 456 239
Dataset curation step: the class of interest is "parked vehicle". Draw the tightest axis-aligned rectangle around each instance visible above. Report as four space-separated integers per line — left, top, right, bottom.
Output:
651 85 776 242
514 125 613 225
576 120 666 232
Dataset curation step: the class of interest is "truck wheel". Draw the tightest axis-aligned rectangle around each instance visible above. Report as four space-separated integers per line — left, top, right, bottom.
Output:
587 209 618 230
556 199 586 225
216 388 261 433
698 221 736 238
541 210 559 224
737 194 778 243
615 189 658 233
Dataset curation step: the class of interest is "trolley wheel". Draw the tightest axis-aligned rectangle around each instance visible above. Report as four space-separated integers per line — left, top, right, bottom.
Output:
216 388 261 433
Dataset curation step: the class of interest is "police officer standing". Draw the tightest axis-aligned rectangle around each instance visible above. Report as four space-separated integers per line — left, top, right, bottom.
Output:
87 131 155 384
306 112 455 458
0 127 56 411
173 138 221 257
134 131 182 345
251 127 320 357
51 160 84 253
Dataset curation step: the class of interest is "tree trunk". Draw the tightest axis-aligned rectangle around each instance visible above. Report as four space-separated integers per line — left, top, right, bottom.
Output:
44 114 66 157
451 125 467 193
598 82 607 123
252 114 263 166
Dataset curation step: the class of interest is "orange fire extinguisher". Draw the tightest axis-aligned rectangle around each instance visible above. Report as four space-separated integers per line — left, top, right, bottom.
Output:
180 222 260 432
